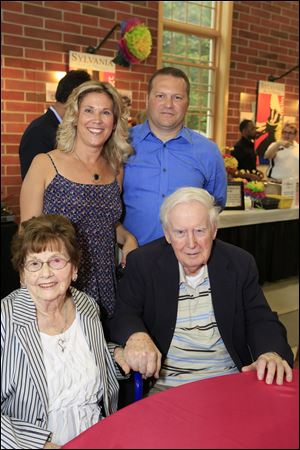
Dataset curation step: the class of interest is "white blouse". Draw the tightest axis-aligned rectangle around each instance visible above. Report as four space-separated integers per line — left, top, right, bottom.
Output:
40 312 103 446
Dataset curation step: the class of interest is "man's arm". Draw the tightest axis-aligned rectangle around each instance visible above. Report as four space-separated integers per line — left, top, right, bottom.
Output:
206 144 227 209
264 140 291 160
237 252 294 379
114 332 162 379
242 351 293 385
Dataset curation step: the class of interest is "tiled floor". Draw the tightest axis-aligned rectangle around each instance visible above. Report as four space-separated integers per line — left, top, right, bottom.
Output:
262 276 299 359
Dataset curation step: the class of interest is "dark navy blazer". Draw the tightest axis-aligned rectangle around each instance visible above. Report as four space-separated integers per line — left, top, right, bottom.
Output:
108 238 294 369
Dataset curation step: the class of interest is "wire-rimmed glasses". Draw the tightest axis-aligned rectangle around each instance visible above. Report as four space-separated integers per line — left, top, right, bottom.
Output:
24 257 70 272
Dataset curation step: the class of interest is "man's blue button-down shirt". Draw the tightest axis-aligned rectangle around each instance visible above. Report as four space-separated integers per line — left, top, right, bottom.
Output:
123 121 227 246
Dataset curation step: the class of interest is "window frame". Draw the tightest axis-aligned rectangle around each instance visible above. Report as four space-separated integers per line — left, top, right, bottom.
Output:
157 1 233 149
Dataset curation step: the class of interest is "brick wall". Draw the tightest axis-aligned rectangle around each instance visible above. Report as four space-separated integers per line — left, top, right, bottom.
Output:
227 0 299 146
1 0 158 220
1 1 299 220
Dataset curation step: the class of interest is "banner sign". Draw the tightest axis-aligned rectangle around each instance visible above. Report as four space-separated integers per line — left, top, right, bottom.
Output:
69 51 115 85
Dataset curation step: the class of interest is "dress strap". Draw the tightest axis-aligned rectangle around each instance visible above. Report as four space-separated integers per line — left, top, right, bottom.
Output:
47 153 59 174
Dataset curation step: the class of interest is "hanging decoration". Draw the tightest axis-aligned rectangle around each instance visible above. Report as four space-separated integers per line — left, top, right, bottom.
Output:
112 18 152 67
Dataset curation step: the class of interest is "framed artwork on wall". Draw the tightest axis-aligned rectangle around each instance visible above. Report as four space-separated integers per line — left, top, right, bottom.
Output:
255 81 285 164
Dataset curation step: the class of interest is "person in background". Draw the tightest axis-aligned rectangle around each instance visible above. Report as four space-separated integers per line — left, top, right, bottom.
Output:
111 187 294 397
231 119 257 171
264 122 299 181
122 67 227 246
19 70 91 180
1 214 122 449
20 81 138 326
133 110 147 125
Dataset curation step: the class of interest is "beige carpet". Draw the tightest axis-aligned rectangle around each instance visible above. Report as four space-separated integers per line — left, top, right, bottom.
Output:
262 276 299 357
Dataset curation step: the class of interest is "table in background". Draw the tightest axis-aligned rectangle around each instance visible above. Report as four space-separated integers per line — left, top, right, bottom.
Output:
1 221 19 299
63 369 299 449
217 208 299 285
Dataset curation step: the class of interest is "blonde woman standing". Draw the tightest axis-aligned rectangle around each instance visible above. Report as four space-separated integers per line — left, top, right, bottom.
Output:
20 81 138 324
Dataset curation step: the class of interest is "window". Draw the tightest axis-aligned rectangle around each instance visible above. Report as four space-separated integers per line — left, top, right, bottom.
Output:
158 1 233 146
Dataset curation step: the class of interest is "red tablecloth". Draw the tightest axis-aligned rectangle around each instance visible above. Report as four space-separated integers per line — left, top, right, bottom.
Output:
63 369 299 449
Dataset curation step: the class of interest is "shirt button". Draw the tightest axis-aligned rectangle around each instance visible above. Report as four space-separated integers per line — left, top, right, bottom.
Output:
162 194 165 198
163 168 166 172
163 143 166 148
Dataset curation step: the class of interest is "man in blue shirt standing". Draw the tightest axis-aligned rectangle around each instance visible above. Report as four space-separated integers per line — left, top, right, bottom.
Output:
123 67 227 246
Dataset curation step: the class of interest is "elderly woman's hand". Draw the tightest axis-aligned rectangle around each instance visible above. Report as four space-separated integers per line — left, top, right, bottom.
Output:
242 352 293 385
44 442 61 449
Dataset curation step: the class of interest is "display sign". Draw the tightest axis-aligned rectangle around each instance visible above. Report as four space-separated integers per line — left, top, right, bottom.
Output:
69 51 115 85
225 182 245 210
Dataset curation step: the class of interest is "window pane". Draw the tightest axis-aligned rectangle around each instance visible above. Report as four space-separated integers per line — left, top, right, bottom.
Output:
163 0 216 29
161 60 215 137
163 31 213 66
162 0 218 138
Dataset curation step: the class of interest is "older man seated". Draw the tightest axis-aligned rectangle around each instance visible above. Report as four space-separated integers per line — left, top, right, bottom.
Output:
110 187 293 397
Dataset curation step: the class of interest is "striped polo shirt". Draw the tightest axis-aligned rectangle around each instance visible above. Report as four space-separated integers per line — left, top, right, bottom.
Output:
156 263 238 389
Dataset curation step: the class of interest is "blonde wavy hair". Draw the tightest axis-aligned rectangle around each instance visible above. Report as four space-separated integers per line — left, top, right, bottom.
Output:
56 80 133 172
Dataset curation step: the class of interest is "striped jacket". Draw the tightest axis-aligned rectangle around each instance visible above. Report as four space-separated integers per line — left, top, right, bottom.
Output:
1 286 119 449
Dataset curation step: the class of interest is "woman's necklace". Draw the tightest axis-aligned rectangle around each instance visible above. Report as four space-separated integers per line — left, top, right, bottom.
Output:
73 151 101 183
37 301 69 352
57 306 68 353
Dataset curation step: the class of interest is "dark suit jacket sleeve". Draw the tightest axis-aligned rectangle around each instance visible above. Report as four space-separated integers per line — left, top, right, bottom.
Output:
108 249 150 346
108 238 294 369
209 240 294 368
19 133 53 179
239 255 293 364
19 110 59 179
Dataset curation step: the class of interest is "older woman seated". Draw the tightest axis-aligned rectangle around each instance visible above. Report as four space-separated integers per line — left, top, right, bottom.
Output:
1 214 120 449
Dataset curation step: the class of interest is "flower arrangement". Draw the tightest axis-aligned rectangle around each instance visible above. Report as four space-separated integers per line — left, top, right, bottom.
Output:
223 154 238 177
112 18 152 67
244 181 266 199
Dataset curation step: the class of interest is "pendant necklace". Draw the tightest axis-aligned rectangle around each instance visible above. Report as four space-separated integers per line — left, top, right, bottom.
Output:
37 302 69 353
74 151 101 183
57 304 68 353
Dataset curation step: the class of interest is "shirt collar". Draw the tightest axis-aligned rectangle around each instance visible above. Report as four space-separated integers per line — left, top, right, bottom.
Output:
132 120 193 144
131 120 153 143
49 106 62 123
179 262 207 286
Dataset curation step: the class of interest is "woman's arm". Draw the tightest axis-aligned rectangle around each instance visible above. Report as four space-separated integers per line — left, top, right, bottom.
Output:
264 140 290 160
116 165 124 191
116 223 138 266
115 164 138 264
1 414 54 449
20 154 50 221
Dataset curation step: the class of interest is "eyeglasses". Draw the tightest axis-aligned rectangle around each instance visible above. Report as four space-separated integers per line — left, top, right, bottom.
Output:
283 130 296 135
24 257 70 272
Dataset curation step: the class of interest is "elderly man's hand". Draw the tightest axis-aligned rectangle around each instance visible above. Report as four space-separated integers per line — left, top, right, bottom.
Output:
123 332 162 379
242 352 293 385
